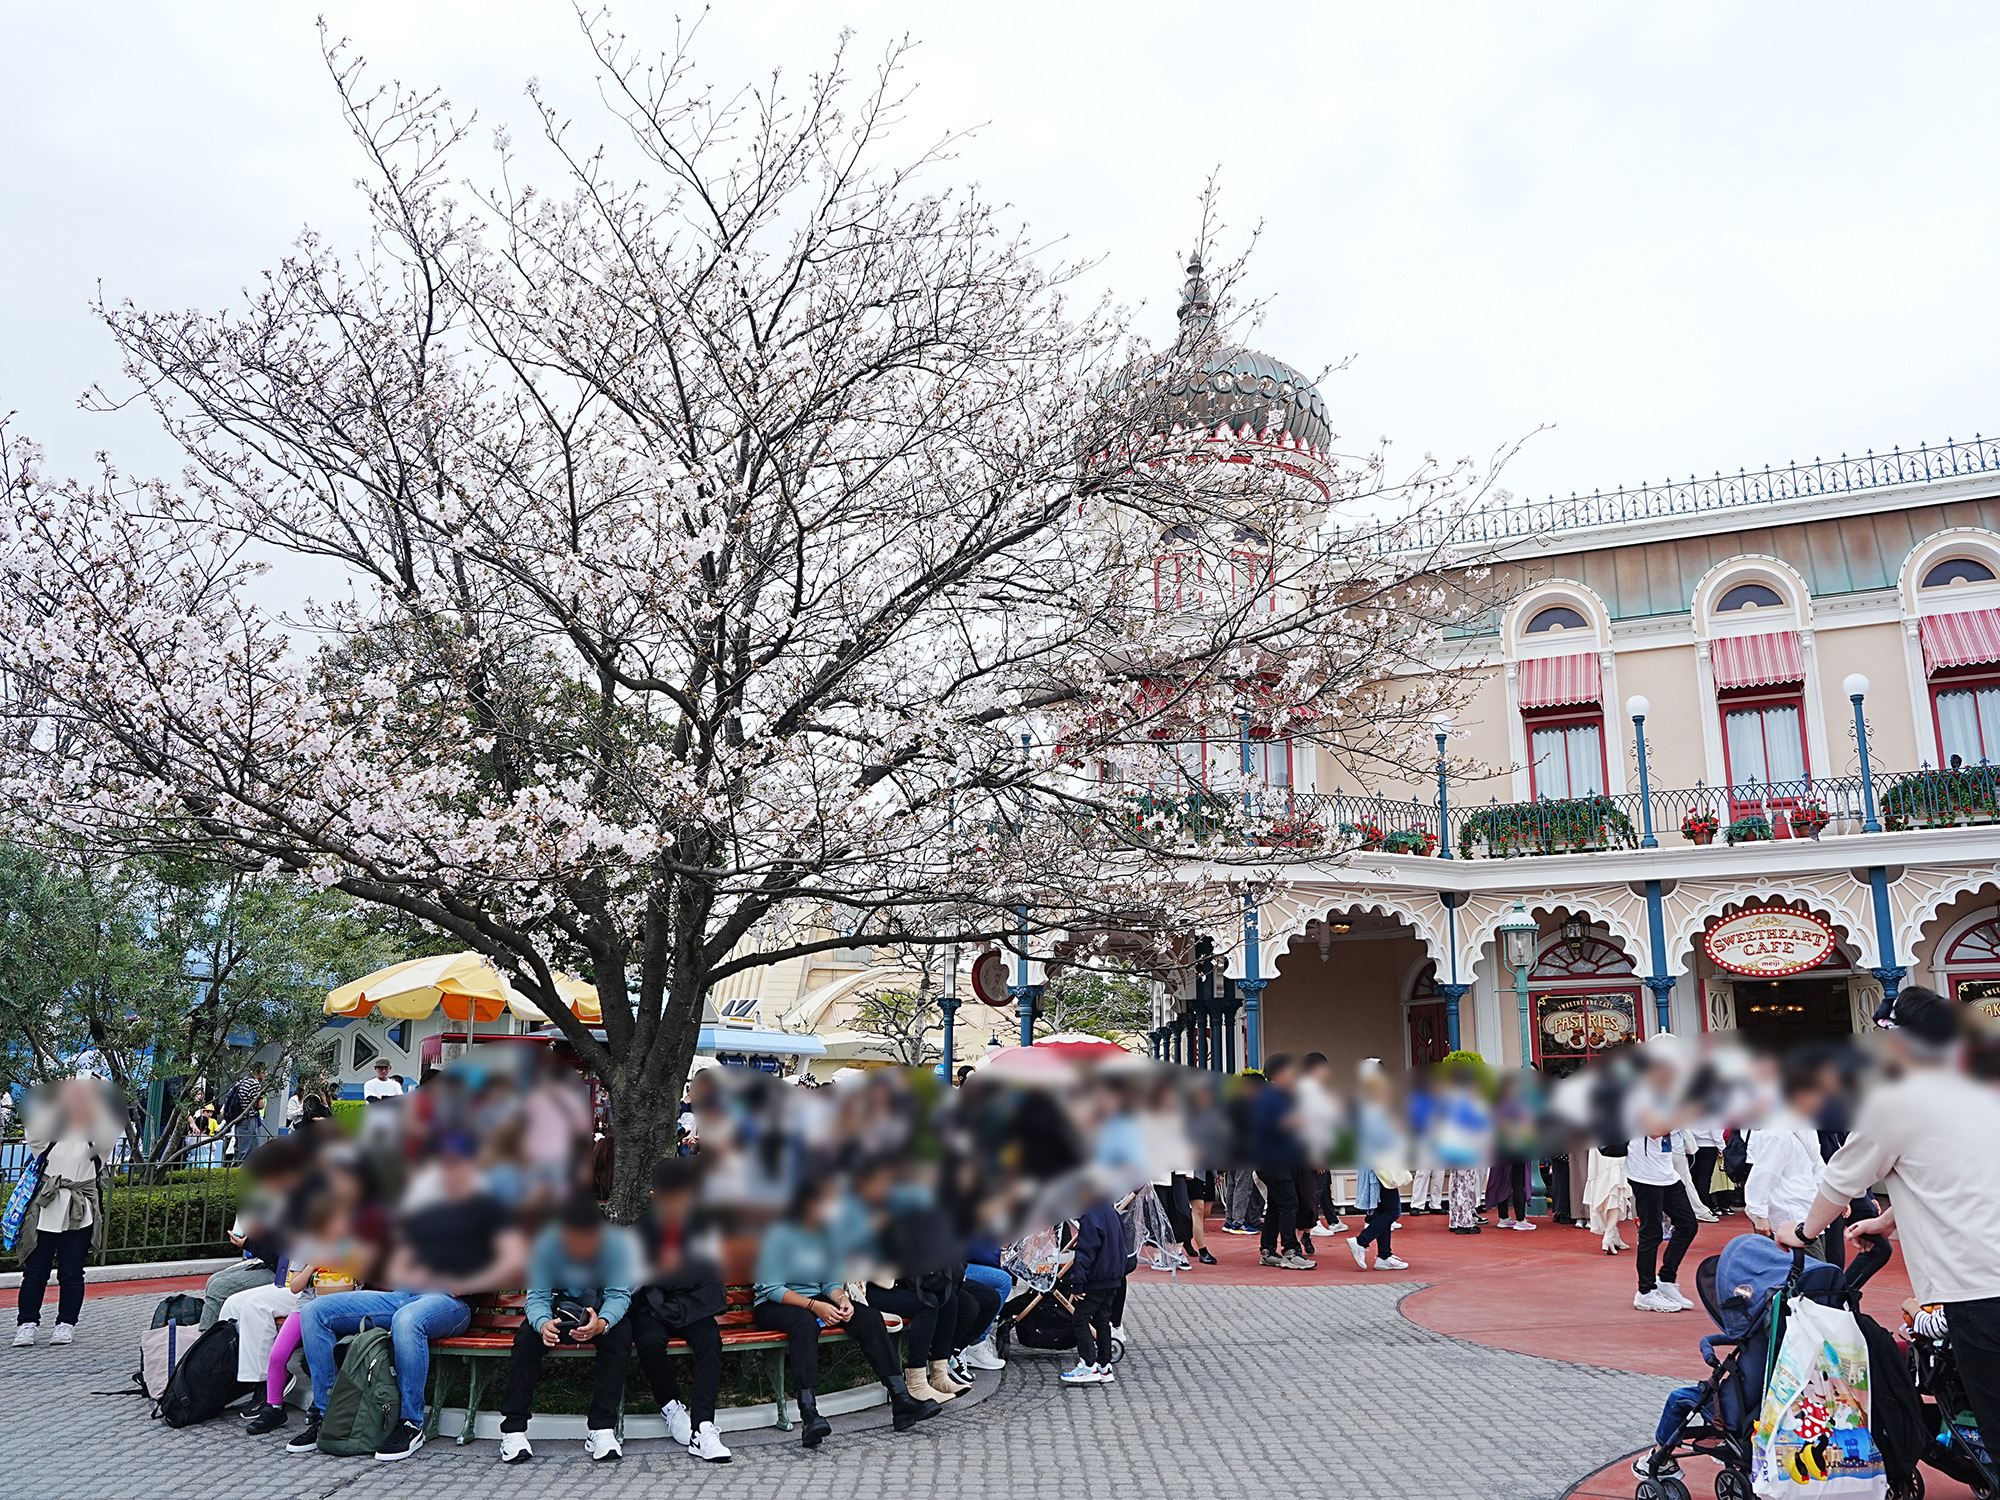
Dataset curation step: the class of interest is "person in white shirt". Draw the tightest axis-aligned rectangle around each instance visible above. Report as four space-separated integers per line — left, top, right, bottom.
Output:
1744 1056 1830 1249
362 1059 405 1102
1778 987 2000 1464
1624 1037 1705 1314
12 1079 121 1346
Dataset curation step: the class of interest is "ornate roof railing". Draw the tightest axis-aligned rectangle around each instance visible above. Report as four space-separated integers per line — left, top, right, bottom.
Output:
1367 433 2000 555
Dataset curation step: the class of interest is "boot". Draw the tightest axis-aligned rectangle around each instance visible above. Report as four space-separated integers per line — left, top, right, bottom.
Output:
888 1375 941 1430
904 1364 954 1404
794 1386 833 1448
928 1359 971 1396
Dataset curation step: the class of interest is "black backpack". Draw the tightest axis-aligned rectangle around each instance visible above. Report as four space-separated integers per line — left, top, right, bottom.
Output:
153 1320 255 1427
1721 1128 1752 1185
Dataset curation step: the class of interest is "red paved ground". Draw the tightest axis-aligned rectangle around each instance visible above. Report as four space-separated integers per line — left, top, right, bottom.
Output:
1150 1211 1973 1500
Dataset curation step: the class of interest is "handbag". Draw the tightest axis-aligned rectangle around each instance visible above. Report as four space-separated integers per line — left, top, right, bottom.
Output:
2 1146 52 1252
1370 1154 1414 1194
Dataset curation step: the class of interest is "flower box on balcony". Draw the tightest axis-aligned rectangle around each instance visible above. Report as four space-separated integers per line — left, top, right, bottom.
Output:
1680 810 1720 846
1725 815 1774 845
1881 767 2000 831
1339 820 1387 852
1456 795 1639 860
1787 801 1831 839
1380 828 1438 856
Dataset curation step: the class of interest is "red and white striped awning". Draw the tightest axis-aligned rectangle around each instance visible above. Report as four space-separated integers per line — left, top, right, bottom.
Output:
1517 651 1601 709
1710 630 1804 690
1919 608 2000 673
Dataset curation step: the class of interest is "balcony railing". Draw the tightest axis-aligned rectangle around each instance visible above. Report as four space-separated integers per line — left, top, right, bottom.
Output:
1150 762 2000 860
1332 433 2000 556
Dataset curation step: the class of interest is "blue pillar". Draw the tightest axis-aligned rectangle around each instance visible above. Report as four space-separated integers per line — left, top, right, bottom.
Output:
1630 703 1659 849
1435 728 1454 860
1242 892 1264 1069
1438 894 1467 1052
939 995 960 1079
1193 937 1217 1071
1644 878 1674 1034
1009 908 1041 1047
1869 866 1906 1012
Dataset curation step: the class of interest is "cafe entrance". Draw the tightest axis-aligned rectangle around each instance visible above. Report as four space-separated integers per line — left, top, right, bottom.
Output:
1729 974 1855 1049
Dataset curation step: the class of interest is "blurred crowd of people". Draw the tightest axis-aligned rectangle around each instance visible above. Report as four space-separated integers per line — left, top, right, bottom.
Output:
9 981 2000 1470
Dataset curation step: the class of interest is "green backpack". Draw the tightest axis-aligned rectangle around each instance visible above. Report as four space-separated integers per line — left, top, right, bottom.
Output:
317 1326 399 1457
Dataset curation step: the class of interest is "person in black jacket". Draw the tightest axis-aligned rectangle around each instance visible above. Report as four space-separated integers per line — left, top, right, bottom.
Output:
630 1157 732 1463
1060 1191 1127 1386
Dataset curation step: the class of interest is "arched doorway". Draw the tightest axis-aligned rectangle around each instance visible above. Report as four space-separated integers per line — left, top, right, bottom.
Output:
1405 963 1449 1067
1528 929 1641 1078
1938 910 2000 1025
1698 903 1857 1048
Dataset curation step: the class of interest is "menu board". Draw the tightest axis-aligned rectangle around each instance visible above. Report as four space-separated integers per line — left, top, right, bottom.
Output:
1534 988 1641 1069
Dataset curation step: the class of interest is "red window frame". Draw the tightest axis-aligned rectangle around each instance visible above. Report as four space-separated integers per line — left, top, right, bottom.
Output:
1229 550 1276 613
1154 553 1205 609
1521 704 1608 800
1928 665 2000 768
1717 685 1810 831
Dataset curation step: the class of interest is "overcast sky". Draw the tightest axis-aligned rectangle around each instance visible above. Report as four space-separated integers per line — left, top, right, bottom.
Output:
5 2 1998 508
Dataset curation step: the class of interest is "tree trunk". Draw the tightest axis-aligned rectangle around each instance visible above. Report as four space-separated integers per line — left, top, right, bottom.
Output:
603 1074 679 1224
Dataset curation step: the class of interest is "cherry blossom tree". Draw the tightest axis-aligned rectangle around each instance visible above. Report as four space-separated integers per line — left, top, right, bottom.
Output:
0 12 1502 1215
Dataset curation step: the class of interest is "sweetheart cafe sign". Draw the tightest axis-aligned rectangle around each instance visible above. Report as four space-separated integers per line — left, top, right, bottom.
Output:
1702 906 1839 978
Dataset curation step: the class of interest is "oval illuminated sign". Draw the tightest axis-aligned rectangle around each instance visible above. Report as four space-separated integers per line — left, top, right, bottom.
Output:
1702 906 1838 978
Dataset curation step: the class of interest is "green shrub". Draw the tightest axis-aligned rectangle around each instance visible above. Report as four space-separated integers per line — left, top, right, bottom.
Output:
1725 815 1774 844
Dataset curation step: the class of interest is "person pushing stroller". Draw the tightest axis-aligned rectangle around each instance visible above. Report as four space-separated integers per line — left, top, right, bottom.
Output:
1059 1187 1127 1387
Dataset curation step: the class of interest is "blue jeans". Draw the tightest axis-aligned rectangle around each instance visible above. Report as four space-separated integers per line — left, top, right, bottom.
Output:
302 1289 469 1424
962 1262 1012 1341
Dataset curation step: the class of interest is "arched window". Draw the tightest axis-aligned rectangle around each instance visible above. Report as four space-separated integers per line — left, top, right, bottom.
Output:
1526 604 1589 634
1922 557 1997 588
1716 582 1785 611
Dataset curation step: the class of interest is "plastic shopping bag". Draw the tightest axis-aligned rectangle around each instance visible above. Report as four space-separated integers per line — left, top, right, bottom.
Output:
1752 1295 1888 1499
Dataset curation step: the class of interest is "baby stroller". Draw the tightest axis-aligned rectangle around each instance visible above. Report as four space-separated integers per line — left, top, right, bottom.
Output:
1635 1235 1881 1500
994 1222 1126 1366
1908 1315 1998 1499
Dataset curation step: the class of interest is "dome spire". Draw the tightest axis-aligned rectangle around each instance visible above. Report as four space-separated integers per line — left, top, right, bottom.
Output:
1176 255 1212 347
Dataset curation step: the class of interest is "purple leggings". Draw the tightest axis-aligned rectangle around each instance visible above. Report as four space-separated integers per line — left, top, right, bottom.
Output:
267 1311 304 1405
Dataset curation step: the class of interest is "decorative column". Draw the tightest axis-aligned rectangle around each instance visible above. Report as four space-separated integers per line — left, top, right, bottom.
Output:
1437 893 1468 1053
1240 892 1266 1069
1007 906 1043 1046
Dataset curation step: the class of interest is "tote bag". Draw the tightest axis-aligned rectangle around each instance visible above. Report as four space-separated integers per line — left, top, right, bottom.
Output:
1752 1295 1887 1499
1 1147 51 1252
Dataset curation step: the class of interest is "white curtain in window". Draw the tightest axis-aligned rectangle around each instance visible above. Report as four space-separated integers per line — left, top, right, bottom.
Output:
1246 738 1290 787
1565 722 1606 796
1531 723 1603 798
1761 705 1805 784
1724 708 1769 785
1938 690 1983 765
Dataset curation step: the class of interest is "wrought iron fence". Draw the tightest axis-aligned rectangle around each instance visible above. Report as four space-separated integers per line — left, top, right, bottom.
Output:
1344 433 2000 554
1174 761 2000 862
0 1131 244 1270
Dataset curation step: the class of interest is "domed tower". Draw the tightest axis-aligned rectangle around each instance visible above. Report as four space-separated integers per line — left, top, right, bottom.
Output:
1167 256 1332 455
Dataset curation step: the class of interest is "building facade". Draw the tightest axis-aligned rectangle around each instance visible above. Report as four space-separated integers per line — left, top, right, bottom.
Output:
1151 438 2000 1082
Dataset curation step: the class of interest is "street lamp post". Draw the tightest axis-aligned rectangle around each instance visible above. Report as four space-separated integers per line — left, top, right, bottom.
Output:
1628 695 1675 1031
1435 717 1454 860
939 943 960 1080
1497 901 1539 1067
1845 673 1906 1010
1239 891 1266 1070
1846 673 1882 834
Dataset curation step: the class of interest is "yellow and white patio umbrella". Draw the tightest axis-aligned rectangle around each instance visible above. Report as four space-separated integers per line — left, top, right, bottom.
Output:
325 951 600 1026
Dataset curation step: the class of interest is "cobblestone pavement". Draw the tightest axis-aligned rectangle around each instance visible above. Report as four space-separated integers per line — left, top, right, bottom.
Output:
5 1280 1675 1499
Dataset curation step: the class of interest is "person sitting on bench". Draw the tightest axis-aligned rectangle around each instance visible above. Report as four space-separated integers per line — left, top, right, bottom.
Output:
496 1190 638 1465
291 1132 526 1462
752 1175 940 1447
630 1157 731 1463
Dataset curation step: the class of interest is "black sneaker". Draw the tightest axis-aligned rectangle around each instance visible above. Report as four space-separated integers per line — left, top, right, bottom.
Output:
285 1409 322 1453
244 1402 288 1435
375 1419 425 1462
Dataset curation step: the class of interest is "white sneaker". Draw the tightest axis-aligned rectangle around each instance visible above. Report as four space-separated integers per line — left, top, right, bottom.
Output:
661 1399 692 1446
1059 1361 1103 1386
1513 1219 1538 1231
1376 1255 1411 1270
500 1430 533 1463
687 1421 732 1463
1348 1239 1368 1270
961 1337 1006 1371
48 1324 73 1346
11 1324 35 1347
1657 1281 1695 1310
1634 1288 1682 1313
1095 1363 1116 1384
585 1428 622 1461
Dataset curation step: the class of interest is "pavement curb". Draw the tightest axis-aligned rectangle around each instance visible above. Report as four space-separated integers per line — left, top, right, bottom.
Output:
0 1256 236 1291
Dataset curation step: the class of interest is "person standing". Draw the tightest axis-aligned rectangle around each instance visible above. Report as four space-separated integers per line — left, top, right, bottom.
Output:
1626 1130 1697 1311
1060 1188 1127 1386
1745 1056 1831 1252
1349 1066 1411 1271
1249 1055 1313 1270
12 1079 119 1347
222 1069 266 1162
1779 987 2000 1463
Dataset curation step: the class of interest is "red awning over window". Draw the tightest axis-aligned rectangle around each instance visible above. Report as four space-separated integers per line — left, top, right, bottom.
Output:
1517 651 1601 709
1919 608 2000 672
1710 630 1804 690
